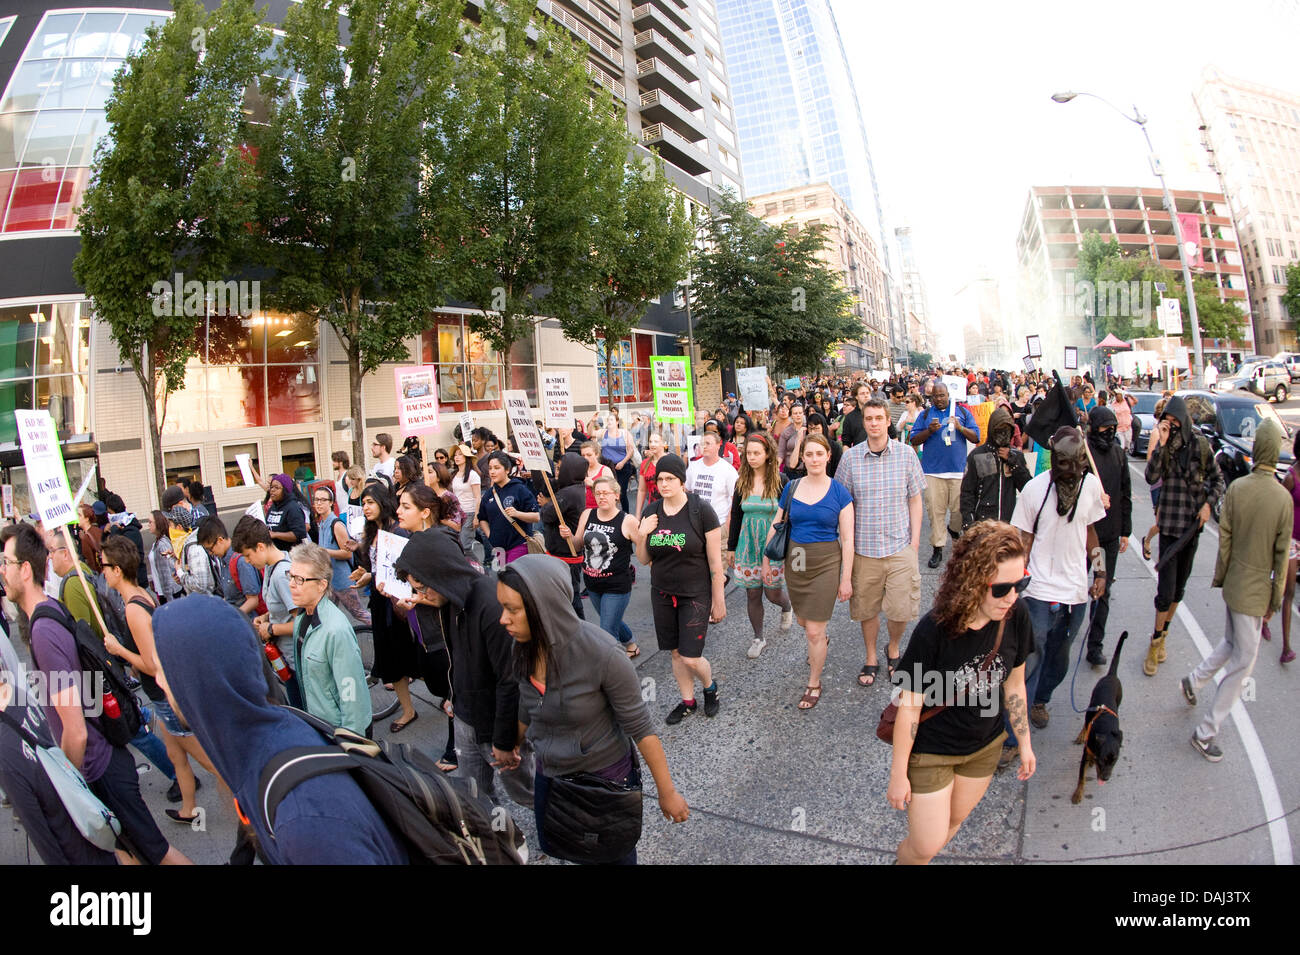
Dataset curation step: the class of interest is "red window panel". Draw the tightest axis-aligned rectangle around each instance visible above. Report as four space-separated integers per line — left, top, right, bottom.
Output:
635 332 654 402
0 170 16 227
3 167 59 231
49 166 88 229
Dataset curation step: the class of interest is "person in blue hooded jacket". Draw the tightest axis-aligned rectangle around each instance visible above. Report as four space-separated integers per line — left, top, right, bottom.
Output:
151 595 409 864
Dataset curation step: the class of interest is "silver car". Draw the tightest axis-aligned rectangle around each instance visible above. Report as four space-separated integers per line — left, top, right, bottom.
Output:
1218 361 1290 402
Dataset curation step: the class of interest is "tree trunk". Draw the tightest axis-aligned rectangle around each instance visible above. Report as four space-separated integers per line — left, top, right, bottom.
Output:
137 356 167 504
348 339 365 471
603 326 616 415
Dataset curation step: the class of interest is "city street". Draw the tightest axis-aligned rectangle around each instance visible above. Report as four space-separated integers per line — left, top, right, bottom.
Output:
3 459 1294 865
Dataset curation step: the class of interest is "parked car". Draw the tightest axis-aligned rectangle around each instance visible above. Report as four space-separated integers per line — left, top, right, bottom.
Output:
1276 353 1300 381
1216 361 1290 402
1174 390 1294 523
1126 391 1162 457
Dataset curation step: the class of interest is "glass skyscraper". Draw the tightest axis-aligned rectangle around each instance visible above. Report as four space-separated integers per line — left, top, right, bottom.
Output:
715 0 888 261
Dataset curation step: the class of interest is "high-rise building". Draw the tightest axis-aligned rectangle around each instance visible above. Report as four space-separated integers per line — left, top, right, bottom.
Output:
0 2 738 513
713 0 886 260
894 226 935 358
956 278 1005 370
1193 69 1300 351
749 181 889 369
1016 184 1253 371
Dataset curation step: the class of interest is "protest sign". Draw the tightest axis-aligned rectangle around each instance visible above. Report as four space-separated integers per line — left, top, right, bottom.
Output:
542 372 573 429
941 375 968 401
1023 356 1036 373
1026 335 1042 358
783 377 802 391
503 390 550 471
736 366 768 413
375 530 412 600
244 500 266 523
14 411 75 526
393 365 440 436
969 400 995 442
345 504 366 540
651 356 693 424
458 411 475 443
1 485 11 519
1064 346 1078 370
235 453 256 487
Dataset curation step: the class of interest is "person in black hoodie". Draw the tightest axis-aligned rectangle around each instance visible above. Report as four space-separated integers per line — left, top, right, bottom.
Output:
1084 405 1133 666
960 405 1032 530
103 493 149 587
539 451 589 619
394 531 534 808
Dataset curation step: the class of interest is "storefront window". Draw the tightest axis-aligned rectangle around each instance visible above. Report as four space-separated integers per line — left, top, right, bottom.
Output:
0 299 92 441
420 313 538 411
222 442 260 490
280 436 317 483
163 448 201 488
598 332 655 403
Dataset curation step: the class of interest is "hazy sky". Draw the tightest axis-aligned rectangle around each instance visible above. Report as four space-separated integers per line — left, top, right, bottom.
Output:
829 0 1300 358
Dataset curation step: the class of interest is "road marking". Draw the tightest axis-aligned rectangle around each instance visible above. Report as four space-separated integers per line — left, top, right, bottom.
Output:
1124 468 1292 863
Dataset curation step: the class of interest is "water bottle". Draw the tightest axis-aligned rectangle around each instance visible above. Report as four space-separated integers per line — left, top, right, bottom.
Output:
102 689 121 720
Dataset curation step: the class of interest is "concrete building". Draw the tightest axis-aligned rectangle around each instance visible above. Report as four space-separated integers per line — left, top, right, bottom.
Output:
1016 184 1253 373
1193 68 1300 352
956 278 1005 370
894 225 936 359
0 1 741 514
749 181 889 370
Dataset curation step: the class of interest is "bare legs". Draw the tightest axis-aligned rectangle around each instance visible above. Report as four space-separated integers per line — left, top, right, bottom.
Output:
896 774 993 865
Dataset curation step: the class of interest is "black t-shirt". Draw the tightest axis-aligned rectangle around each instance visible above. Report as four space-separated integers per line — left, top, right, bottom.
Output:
893 601 1033 756
266 499 308 545
583 508 633 594
646 494 719 597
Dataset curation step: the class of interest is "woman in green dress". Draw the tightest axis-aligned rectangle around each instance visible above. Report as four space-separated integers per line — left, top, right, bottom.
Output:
726 433 794 660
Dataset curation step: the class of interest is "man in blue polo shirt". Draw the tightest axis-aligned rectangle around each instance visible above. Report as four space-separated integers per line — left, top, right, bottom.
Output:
909 383 979 567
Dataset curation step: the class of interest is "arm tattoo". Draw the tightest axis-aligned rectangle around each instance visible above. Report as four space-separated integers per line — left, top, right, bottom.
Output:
1005 691 1030 744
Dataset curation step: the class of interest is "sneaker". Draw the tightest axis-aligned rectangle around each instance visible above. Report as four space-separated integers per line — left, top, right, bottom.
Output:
1030 703 1050 729
747 637 767 659
166 779 182 803
1086 647 1107 666
997 745 1019 771
780 610 793 631
665 701 697 725
703 683 720 717
1191 733 1223 762
1180 675 1197 706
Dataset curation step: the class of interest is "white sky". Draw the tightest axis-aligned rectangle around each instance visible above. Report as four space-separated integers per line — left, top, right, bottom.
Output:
829 0 1300 359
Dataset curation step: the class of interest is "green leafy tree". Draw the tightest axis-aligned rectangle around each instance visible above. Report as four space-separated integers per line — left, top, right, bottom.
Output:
1282 262 1300 337
1169 276 1246 345
1074 232 1171 341
251 0 461 466
559 154 692 412
422 0 629 392
72 0 267 499
770 222 858 375
908 350 933 370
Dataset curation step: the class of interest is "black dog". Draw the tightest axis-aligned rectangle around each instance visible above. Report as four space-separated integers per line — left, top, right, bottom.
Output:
1072 631 1127 804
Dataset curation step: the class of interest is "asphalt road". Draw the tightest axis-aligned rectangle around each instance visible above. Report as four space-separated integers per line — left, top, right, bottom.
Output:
3 469 1296 865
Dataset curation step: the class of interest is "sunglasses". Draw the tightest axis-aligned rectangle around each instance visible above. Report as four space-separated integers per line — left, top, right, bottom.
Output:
990 575 1031 598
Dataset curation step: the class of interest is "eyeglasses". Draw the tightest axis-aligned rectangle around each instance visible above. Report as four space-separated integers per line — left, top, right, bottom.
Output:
101 562 117 571
1 557 22 568
990 575 1032 598
313 497 332 504
288 573 326 586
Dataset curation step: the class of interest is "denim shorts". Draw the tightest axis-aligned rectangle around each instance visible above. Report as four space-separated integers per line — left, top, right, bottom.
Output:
150 696 193 738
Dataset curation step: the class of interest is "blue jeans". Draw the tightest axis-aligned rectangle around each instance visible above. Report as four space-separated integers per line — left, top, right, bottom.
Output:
1022 596 1088 707
588 589 634 645
130 703 176 780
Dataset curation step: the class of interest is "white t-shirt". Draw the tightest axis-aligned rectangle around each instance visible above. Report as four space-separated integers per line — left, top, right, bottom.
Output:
372 456 395 481
1011 471 1106 605
686 457 738 527
452 468 482 516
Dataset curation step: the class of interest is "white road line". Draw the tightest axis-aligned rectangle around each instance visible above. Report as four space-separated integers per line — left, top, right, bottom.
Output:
1124 462 1292 864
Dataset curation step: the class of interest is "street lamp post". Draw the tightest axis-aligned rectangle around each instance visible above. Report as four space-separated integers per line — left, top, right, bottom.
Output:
1051 91 1205 390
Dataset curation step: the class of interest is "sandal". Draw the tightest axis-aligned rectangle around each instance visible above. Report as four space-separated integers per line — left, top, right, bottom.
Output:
625 643 641 659
887 656 901 681
858 664 879 687
798 685 823 709
1141 530 1155 562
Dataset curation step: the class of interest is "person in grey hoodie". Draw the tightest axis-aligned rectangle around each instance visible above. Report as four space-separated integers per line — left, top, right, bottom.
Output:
496 555 689 863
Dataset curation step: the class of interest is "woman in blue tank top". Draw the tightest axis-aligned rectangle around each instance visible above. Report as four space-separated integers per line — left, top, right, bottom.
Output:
598 408 635 512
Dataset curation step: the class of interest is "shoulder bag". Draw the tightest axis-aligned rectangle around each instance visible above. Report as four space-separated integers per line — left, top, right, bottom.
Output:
540 747 642 865
763 478 802 562
493 487 546 555
875 617 1005 744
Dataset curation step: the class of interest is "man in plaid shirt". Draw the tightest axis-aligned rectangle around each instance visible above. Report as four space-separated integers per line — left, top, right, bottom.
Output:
835 399 926 688
1144 396 1225 676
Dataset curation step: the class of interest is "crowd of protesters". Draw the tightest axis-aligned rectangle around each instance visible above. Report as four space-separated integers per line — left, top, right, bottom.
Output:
0 356 1292 867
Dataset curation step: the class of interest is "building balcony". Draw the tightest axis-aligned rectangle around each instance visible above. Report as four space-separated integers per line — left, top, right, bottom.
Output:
632 4 697 58
641 122 711 176
636 57 704 109
638 88 707 142
552 0 621 38
586 61 625 101
540 0 623 70
635 0 693 33
634 30 699 81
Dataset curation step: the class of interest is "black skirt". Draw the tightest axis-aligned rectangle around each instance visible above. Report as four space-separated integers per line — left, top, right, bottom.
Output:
368 587 421 683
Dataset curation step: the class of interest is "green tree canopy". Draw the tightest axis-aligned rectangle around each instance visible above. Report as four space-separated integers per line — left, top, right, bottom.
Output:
1282 262 1300 337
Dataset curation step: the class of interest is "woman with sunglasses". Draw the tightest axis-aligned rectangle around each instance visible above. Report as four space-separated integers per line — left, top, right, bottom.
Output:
886 521 1036 865
312 485 370 625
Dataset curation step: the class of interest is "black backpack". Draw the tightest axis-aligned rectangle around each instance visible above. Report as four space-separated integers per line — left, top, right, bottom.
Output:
257 708 527 865
59 569 131 647
29 602 144 748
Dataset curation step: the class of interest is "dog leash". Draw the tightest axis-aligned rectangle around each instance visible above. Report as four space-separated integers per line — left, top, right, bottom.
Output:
1066 598 1098 714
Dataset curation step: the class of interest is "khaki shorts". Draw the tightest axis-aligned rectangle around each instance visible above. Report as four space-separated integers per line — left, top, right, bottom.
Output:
850 549 920 622
907 732 1008 794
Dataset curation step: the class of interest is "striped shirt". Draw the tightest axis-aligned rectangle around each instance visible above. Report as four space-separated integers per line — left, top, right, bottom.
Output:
834 439 927 557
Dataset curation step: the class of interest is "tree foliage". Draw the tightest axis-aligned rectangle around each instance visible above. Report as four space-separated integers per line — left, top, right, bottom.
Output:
251 0 461 465
72 0 267 498
908 350 933 370
1283 262 1300 337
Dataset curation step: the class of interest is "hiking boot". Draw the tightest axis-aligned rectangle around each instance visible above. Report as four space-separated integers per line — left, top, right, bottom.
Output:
927 546 943 569
997 745 1019 771
1191 734 1223 762
747 637 767 659
665 701 697 725
702 683 720 717
1156 634 1168 663
1180 675 1197 706
1086 647 1107 666
780 610 794 631
1030 703 1050 729
1143 637 1163 676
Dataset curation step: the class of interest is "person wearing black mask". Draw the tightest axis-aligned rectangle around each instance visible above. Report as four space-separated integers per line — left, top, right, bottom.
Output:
1082 406 1132 666
960 405 1032 529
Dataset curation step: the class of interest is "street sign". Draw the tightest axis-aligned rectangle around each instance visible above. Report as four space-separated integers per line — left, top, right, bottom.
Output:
1160 299 1182 335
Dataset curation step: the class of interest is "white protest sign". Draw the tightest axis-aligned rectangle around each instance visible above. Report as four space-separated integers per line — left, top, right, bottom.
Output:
244 500 266 524
345 504 366 540
736 366 768 413
15 411 76 526
502 390 550 472
235 453 256 487
393 365 440 437
541 372 573 428
72 464 97 509
941 375 968 401
1 485 12 519
375 530 412 600
458 411 475 443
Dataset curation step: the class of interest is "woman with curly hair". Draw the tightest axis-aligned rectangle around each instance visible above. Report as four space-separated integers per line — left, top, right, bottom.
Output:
726 433 792 659
887 521 1036 865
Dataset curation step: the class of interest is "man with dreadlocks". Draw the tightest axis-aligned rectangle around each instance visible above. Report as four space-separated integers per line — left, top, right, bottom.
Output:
1007 427 1108 739
1144 396 1225 677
